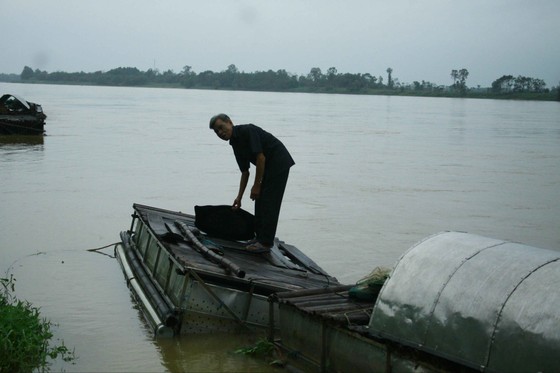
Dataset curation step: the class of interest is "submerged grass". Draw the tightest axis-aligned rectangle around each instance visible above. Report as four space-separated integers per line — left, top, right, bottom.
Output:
0 275 75 373
235 338 285 367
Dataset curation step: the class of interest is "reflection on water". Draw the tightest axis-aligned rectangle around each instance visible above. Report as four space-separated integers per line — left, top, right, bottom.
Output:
1 82 559 372
157 334 281 372
0 136 44 170
0 134 44 146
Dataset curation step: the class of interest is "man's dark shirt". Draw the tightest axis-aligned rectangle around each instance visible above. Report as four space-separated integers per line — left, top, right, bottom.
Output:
229 124 294 177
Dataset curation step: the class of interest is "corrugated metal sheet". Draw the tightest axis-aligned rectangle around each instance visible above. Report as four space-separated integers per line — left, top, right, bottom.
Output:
369 231 560 372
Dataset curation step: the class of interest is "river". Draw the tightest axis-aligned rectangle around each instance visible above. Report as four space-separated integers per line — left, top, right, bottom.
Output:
1 82 559 371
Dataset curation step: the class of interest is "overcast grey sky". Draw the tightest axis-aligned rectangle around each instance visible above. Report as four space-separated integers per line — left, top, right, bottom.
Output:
2 0 559 87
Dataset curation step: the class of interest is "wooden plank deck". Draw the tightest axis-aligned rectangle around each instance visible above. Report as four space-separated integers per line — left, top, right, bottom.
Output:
133 203 340 294
275 286 376 332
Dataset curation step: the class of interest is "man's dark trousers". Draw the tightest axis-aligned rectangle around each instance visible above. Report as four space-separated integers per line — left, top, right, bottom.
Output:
254 169 290 247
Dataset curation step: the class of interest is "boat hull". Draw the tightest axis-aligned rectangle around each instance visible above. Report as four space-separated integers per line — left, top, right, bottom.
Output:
0 94 46 135
0 118 45 135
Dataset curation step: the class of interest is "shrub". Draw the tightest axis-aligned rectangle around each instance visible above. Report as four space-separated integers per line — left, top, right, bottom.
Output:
1 275 75 373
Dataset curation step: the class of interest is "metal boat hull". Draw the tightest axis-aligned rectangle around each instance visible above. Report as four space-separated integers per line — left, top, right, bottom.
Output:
116 203 339 336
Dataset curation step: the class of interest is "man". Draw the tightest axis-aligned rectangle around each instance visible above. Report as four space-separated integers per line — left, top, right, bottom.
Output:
209 114 295 253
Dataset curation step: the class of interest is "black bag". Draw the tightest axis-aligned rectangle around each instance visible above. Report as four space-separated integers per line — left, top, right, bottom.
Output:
194 205 255 241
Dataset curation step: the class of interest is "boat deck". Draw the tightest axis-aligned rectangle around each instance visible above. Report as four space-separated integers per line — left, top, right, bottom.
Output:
131 203 339 295
274 285 376 335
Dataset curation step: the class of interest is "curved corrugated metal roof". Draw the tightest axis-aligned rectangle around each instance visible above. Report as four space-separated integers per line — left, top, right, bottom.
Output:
369 231 560 372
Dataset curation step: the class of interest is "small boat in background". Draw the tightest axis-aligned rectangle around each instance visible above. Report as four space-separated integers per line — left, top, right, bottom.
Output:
0 94 47 135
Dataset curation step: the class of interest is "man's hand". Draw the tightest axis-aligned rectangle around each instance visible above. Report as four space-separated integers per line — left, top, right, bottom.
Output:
250 184 261 200
232 197 242 210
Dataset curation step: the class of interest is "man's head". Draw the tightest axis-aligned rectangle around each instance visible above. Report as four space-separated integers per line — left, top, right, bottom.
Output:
209 113 233 141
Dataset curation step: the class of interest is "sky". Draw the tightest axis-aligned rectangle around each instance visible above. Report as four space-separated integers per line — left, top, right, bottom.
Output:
2 0 559 88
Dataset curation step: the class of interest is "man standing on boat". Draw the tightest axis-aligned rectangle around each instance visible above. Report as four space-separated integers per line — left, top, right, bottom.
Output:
209 114 295 254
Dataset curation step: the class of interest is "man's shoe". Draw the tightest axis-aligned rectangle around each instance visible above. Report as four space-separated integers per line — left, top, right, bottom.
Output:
245 242 271 254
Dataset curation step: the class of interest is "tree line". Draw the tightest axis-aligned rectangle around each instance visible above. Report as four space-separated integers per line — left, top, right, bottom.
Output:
19 64 403 93
491 75 547 93
10 65 559 100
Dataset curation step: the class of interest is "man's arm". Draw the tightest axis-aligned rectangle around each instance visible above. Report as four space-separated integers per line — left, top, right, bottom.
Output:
250 153 265 200
233 170 250 210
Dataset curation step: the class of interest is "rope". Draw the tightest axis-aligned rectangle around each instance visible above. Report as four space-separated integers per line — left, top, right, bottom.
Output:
86 242 120 252
86 241 120 258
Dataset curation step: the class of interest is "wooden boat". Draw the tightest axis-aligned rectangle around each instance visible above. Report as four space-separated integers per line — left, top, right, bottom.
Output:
0 94 47 135
115 203 339 337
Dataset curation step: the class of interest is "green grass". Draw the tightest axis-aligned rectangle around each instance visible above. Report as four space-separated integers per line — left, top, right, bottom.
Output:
235 338 286 367
1 275 75 373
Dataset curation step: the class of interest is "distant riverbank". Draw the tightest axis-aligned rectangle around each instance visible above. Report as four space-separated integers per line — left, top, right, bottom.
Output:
1 75 558 102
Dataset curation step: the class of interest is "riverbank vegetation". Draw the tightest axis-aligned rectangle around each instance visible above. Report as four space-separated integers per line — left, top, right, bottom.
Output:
1 65 558 101
0 275 75 372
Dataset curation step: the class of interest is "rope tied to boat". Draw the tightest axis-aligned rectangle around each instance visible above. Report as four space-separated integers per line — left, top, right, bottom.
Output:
85 241 120 258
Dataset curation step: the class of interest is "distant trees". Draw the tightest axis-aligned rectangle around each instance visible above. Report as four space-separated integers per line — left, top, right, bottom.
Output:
13 65 556 100
307 67 324 87
0 73 20 82
21 66 34 80
180 65 196 87
451 68 469 94
386 68 393 89
15 64 426 94
412 80 437 91
491 75 515 92
17 64 389 93
19 65 150 86
491 75 547 93
104 67 147 85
